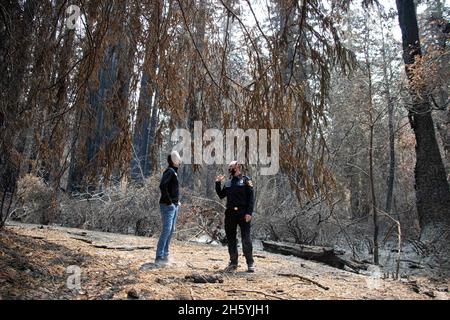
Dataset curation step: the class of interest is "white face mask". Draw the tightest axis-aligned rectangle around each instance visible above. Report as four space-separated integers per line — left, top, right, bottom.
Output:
173 160 181 167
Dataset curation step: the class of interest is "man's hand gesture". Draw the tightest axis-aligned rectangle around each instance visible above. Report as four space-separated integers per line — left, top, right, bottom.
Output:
216 175 225 182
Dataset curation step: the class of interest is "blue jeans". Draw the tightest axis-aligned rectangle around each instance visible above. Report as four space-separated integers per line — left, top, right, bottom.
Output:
156 203 179 259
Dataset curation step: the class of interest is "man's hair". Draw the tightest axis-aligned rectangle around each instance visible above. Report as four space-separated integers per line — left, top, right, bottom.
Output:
167 154 173 166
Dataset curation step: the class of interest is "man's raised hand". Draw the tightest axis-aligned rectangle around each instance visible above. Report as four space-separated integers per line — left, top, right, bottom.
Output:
216 175 225 182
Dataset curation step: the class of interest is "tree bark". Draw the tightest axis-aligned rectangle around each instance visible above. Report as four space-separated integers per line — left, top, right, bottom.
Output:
426 0 450 173
180 0 207 190
379 16 396 215
68 2 134 192
364 15 379 265
396 0 450 243
132 0 163 182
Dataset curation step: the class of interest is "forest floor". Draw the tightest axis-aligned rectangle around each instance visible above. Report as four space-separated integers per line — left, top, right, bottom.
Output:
0 222 448 300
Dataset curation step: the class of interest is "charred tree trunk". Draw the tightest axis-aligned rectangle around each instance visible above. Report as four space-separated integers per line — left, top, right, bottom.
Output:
132 0 163 182
180 0 207 190
363 15 379 264
39 14 76 191
427 1 450 173
68 2 134 192
368 122 379 265
396 0 450 243
0 1 37 201
380 19 396 215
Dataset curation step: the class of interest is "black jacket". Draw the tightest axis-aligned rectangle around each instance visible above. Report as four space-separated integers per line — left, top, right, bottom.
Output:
159 166 179 205
215 175 255 215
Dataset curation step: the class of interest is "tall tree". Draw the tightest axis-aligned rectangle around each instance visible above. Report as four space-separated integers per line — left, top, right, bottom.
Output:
0 0 38 204
378 10 396 215
362 10 379 264
177 0 208 190
395 0 450 244
420 0 450 172
68 1 135 192
132 0 164 182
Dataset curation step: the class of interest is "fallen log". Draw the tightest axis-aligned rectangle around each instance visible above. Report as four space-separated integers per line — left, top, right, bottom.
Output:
92 243 152 250
262 240 368 273
69 236 93 244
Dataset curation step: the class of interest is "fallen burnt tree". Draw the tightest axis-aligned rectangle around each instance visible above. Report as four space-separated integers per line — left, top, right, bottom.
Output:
262 240 369 273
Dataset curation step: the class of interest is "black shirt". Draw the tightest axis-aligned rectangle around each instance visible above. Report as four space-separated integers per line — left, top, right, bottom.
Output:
159 166 179 204
215 175 255 215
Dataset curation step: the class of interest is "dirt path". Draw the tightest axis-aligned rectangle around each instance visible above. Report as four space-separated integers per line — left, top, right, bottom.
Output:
0 223 448 300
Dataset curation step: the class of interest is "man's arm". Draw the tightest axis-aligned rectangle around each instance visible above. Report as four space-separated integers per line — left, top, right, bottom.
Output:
159 169 174 204
215 181 227 199
244 178 255 216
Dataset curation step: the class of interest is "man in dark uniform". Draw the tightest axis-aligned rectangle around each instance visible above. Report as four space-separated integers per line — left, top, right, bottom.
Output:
215 160 255 272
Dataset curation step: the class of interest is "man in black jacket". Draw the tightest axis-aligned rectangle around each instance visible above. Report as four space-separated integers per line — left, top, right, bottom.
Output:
155 150 182 266
216 160 255 272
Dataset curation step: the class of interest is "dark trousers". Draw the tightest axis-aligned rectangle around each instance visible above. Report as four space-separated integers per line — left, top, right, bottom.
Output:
224 209 254 265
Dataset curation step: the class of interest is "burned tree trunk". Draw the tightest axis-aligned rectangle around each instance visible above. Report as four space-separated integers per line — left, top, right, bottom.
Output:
68 2 134 192
0 1 37 216
396 0 450 244
131 0 163 182
178 0 207 190
379 16 396 215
